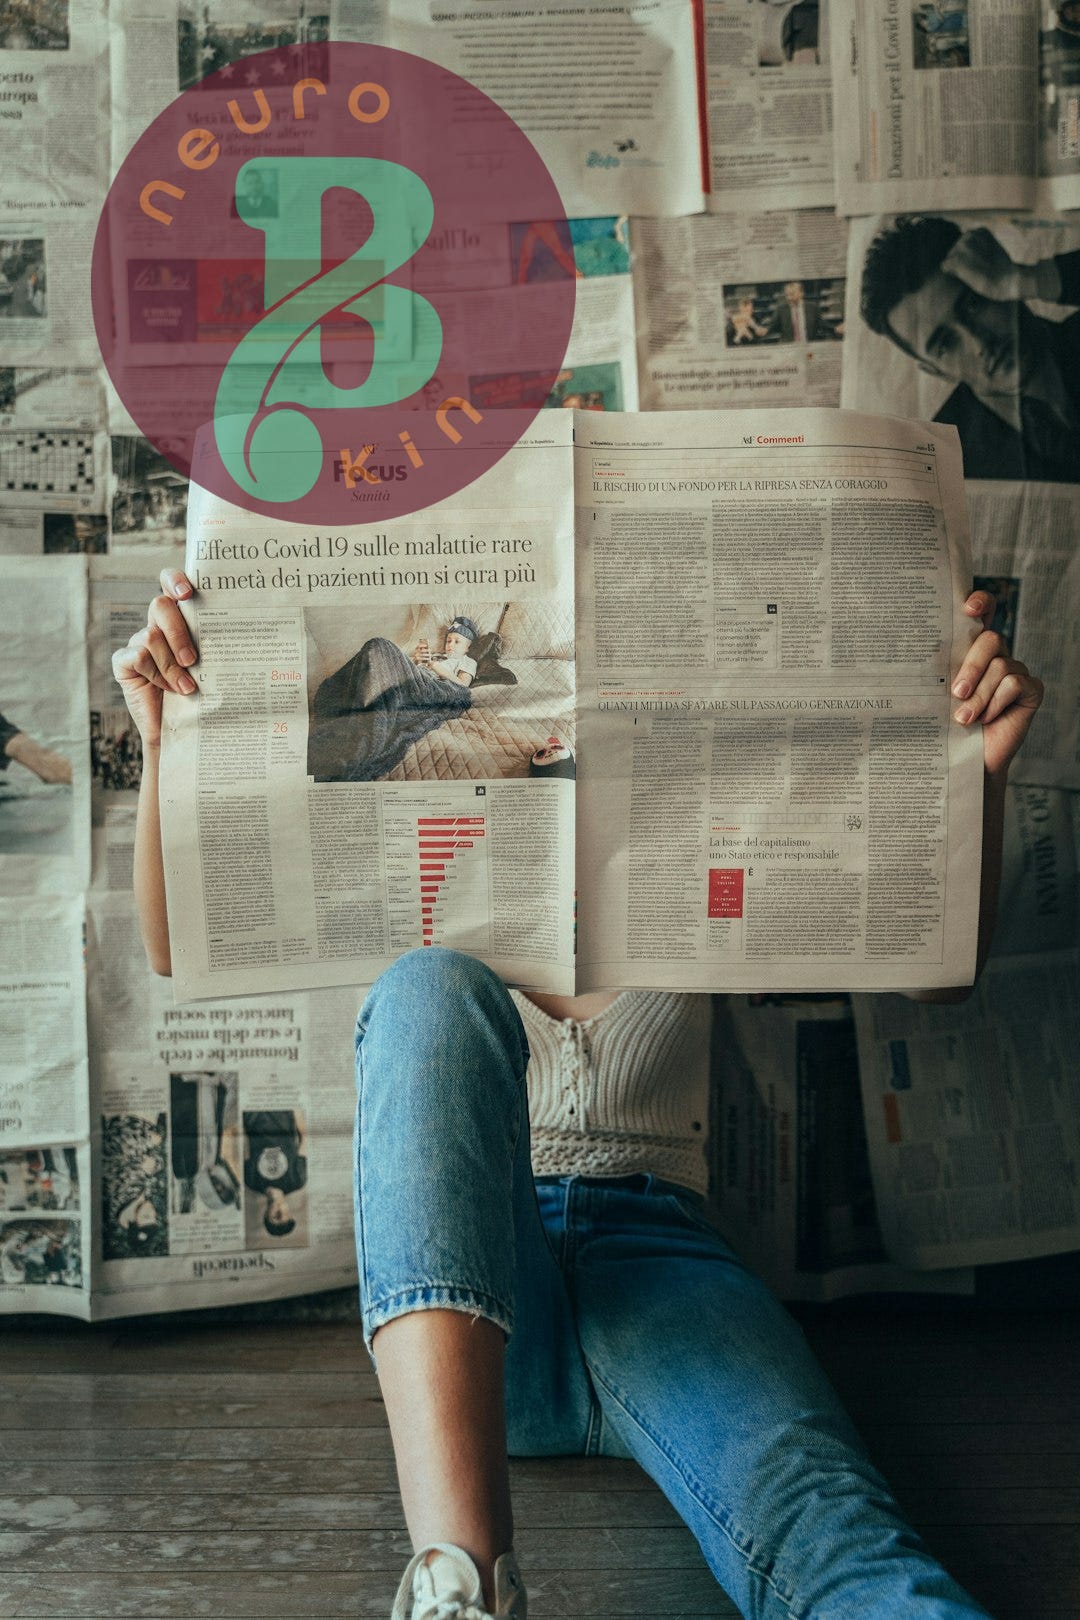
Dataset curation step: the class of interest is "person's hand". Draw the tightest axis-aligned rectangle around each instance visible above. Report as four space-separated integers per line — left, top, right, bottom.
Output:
953 590 1043 780
112 568 198 750
412 639 431 665
943 227 1044 304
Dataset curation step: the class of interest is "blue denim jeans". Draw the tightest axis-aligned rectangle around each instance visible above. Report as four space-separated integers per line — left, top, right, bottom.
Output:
354 948 992 1620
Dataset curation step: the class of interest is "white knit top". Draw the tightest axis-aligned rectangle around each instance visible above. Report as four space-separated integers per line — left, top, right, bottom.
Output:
509 989 711 1196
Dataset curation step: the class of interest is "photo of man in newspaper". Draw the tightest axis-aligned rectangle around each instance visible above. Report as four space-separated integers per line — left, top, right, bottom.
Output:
859 215 1080 481
725 278 846 345
243 1109 308 1249
305 603 574 785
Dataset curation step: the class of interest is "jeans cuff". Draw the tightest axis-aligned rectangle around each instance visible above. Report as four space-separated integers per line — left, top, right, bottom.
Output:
362 1283 514 1361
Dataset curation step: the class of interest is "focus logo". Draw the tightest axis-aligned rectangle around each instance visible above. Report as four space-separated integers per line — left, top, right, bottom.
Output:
92 44 577 523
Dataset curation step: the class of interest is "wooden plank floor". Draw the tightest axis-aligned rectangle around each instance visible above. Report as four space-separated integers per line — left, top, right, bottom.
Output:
1 1302 1077 1618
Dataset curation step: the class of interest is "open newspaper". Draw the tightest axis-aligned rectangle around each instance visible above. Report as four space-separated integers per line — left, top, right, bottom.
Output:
159 406 983 1002
831 0 1080 214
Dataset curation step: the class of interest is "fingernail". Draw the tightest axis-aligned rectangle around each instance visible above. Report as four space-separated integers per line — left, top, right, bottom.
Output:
178 648 196 666
953 678 971 698
955 705 971 724
179 674 197 694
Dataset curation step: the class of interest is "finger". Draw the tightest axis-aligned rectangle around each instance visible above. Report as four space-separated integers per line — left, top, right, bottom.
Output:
142 622 197 694
120 627 192 696
981 670 1043 728
111 643 151 690
147 593 199 675
113 639 166 695
962 588 995 625
955 654 1025 724
951 628 1007 701
159 568 194 600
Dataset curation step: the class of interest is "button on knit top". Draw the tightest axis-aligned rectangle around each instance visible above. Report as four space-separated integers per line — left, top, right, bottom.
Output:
509 989 711 1196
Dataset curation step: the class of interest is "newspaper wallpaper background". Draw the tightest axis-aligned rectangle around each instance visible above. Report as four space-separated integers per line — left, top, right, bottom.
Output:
0 0 1077 1318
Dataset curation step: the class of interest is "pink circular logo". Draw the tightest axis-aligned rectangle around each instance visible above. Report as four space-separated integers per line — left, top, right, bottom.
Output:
92 43 576 523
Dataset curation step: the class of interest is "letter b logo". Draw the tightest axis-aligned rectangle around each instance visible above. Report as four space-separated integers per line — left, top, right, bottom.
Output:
214 156 443 504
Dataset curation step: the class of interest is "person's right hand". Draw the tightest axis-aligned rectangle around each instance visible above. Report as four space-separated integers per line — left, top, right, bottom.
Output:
112 568 198 749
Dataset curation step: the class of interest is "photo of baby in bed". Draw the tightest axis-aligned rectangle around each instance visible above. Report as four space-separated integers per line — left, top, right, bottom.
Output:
304 601 576 784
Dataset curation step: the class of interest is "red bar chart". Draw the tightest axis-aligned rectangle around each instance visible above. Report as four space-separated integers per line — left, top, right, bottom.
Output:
385 794 492 955
418 816 487 943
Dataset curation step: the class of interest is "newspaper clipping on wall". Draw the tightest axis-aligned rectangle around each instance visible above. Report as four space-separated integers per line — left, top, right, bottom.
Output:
853 948 1080 1270
830 0 1080 214
711 995 975 1298
634 209 848 410
705 0 836 210
156 406 984 1002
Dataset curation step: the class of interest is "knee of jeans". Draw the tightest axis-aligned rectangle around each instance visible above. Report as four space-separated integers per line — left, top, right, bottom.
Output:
355 947 528 1077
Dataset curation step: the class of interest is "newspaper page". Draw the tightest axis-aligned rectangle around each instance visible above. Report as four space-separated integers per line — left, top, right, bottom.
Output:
160 413 577 1001
710 996 975 1298
573 407 984 993
852 948 1080 1269
1039 1 1080 210
705 0 836 210
88 550 180 891
0 0 109 366
842 215 1080 487
633 210 848 410
830 0 1038 215
87 890 360 1318
0 369 108 553
0 896 90 1318
370 0 708 218
967 480 1080 791
1 554 90 896
110 0 706 217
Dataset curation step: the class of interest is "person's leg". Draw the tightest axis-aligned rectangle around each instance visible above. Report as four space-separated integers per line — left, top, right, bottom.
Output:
355 949 593 1610
571 1178 992 1620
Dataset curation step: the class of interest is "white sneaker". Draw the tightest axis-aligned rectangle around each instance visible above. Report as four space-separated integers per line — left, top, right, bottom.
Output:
390 1542 527 1619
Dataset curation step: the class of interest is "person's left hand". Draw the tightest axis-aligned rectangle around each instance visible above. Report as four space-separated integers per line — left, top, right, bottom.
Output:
953 590 1043 780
